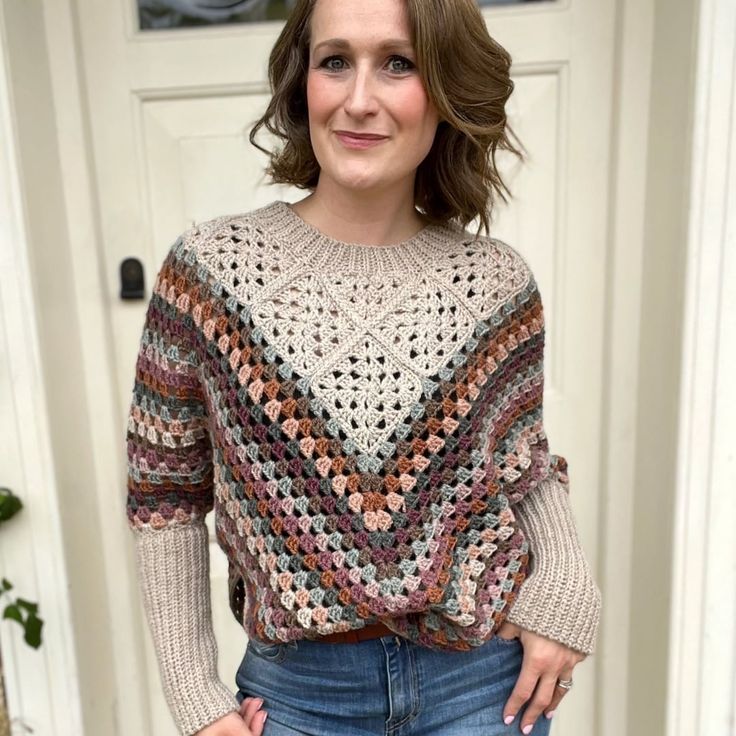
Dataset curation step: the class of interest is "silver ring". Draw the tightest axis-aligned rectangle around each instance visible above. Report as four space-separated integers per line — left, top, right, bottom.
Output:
556 677 573 691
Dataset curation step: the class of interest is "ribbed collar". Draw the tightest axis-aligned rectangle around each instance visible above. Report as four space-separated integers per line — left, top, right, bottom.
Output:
248 199 467 274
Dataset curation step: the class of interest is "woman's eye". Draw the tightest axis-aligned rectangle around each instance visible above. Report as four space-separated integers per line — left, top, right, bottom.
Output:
320 56 346 72
388 56 414 72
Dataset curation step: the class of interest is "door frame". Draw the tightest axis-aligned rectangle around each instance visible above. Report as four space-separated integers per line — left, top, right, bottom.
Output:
0 8 83 734
667 0 736 732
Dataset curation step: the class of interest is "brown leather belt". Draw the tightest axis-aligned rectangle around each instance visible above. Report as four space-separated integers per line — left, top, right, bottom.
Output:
316 621 398 644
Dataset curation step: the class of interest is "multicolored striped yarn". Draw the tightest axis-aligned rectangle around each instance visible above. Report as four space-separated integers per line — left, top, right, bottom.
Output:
126 200 572 652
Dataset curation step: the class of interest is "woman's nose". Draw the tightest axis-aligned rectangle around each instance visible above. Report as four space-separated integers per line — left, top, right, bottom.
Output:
343 66 379 115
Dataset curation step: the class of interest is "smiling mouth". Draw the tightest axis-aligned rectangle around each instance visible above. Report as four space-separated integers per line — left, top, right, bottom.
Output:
335 132 389 148
334 130 388 140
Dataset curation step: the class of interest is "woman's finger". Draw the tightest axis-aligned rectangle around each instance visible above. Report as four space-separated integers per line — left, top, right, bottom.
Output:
239 696 268 734
543 664 575 719
519 671 558 734
502 655 542 728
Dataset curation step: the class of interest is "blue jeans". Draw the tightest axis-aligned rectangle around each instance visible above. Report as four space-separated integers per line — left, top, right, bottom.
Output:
234 632 552 735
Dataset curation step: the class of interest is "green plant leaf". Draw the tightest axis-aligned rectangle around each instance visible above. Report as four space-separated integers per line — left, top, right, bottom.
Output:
0 487 23 522
24 613 43 648
17 598 38 615
3 603 22 623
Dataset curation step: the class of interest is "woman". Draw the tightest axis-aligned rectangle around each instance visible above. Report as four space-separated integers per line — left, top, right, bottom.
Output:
124 0 602 734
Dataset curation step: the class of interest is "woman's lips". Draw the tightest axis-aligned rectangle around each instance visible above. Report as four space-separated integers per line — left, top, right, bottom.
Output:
335 132 389 149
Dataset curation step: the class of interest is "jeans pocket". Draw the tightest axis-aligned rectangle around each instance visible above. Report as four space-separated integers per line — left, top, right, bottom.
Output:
247 636 298 664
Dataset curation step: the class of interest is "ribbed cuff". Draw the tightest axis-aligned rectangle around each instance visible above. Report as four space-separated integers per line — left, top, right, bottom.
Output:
133 521 240 735
505 480 602 655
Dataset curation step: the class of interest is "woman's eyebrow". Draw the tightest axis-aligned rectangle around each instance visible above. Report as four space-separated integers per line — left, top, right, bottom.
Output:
313 38 414 54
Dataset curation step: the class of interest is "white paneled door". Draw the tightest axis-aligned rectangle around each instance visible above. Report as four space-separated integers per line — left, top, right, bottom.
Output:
73 0 615 733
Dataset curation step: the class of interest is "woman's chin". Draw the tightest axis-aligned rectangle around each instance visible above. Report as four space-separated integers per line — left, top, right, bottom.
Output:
337 173 390 192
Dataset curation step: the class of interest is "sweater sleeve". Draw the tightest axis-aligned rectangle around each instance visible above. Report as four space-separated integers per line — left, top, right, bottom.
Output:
496 274 602 656
504 477 602 655
125 237 240 735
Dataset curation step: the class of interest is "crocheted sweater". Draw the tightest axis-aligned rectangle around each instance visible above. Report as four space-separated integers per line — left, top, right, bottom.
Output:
125 200 602 735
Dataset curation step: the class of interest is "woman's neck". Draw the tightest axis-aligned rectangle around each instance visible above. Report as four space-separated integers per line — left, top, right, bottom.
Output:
292 186 427 246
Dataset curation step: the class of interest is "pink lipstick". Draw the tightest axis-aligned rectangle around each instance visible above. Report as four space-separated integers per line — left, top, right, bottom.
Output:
335 132 388 149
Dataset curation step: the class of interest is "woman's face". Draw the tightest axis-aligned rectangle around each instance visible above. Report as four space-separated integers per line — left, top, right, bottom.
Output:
305 0 440 195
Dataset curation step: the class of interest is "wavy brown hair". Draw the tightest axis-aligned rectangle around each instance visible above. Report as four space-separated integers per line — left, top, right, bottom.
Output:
247 0 526 237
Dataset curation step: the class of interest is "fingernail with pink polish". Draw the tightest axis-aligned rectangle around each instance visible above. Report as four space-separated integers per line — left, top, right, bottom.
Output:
522 725 533 735
546 710 555 719
504 714 514 725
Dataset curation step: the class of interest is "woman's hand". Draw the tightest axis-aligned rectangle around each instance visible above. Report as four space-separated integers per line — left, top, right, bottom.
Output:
496 621 587 734
195 697 268 735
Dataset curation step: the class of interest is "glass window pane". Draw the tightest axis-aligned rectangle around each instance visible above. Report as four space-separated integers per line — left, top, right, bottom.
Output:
138 0 550 31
